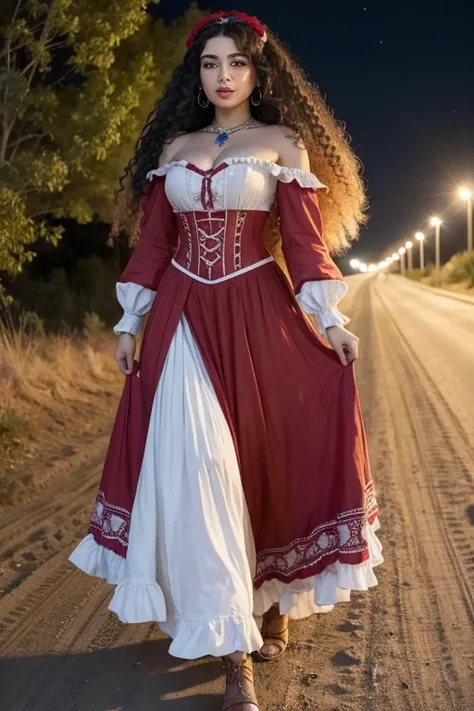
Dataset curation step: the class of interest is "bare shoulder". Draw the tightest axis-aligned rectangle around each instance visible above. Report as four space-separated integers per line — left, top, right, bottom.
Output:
270 124 310 171
159 132 188 167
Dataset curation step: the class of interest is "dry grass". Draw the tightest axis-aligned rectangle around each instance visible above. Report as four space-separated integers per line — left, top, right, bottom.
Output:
406 252 474 295
0 313 122 505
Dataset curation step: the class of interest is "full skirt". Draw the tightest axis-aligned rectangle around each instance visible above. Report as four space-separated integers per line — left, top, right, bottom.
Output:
70 262 383 659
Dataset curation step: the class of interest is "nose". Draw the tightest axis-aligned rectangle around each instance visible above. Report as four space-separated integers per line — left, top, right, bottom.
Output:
218 65 231 83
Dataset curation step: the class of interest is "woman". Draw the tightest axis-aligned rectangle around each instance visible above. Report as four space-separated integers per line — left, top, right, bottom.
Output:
70 11 383 710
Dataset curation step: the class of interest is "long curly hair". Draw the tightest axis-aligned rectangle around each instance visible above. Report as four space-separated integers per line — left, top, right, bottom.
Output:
112 17 366 265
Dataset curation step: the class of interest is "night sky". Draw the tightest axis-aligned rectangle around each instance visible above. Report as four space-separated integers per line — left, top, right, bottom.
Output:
157 0 474 271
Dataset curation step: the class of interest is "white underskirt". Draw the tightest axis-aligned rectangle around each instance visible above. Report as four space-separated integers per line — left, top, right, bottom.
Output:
70 315 383 659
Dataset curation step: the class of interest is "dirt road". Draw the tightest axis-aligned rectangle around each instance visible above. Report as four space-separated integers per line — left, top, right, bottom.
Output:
1 272 473 711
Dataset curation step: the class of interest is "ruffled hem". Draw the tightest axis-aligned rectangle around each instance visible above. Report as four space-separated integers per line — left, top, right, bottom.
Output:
147 157 328 190
70 520 382 651
108 580 167 623
68 533 126 584
253 518 383 618
162 614 264 660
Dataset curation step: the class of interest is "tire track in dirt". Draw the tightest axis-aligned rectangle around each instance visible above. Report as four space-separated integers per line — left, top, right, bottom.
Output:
0 445 107 597
357 275 474 711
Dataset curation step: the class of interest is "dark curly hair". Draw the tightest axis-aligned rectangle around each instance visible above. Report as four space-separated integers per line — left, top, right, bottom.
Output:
112 17 366 262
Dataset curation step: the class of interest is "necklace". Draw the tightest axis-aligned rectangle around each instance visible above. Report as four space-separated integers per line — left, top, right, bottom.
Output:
202 117 261 147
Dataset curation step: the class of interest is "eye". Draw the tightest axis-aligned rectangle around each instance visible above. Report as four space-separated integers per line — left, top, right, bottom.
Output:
202 61 217 69
231 60 247 67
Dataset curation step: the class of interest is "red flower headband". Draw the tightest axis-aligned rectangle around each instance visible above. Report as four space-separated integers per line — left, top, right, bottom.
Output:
186 11 268 49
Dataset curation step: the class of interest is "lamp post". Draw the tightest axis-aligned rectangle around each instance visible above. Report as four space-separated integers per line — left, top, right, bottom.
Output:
458 188 473 253
405 240 413 271
398 246 406 275
415 232 425 270
430 217 442 286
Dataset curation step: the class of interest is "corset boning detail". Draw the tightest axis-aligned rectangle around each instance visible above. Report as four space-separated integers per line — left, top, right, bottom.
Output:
172 210 271 282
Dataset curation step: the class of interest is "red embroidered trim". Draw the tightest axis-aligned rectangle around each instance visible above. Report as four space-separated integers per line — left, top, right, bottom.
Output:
254 481 379 586
89 489 131 548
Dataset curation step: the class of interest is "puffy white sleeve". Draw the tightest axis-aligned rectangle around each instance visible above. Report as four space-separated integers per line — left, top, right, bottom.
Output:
113 282 157 336
296 280 350 338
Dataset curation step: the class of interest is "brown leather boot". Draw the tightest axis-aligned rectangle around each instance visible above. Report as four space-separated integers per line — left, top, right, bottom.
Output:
221 653 259 710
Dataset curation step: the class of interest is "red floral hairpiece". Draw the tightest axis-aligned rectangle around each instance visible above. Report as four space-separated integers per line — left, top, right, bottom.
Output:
186 11 268 49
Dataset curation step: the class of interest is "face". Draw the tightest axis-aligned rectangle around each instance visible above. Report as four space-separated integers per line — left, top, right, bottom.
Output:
199 35 258 109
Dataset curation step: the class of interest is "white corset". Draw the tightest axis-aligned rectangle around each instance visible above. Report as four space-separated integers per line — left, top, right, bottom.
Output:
146 157 327 213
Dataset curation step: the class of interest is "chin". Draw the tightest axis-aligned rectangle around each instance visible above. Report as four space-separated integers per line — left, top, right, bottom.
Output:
212 94 249 110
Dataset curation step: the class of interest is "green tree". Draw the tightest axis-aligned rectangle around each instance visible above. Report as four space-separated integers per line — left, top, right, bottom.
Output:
0 0 202 303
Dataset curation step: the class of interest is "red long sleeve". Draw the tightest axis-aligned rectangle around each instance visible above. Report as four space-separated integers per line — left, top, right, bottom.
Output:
277 180 343 295
118 176 176 290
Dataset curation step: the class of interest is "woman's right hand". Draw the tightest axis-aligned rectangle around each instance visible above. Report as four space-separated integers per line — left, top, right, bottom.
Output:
114 333 136 375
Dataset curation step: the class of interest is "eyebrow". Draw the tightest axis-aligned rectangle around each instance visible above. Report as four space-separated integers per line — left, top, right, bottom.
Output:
200 52 249 60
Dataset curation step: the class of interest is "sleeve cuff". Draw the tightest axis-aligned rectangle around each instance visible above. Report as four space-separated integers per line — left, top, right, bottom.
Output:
113 313 143 336
113 281 157 336
296 280 350 338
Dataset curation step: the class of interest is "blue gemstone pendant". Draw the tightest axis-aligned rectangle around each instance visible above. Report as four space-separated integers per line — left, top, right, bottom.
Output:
215 132 229 147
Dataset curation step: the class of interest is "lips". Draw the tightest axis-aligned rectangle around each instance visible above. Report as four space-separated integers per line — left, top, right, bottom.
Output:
216 88 234 96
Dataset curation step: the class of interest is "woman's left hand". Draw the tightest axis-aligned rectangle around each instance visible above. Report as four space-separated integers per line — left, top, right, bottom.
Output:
325 325 359 366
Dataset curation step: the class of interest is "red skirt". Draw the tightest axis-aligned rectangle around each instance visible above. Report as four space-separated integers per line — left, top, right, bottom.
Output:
89 260 379 588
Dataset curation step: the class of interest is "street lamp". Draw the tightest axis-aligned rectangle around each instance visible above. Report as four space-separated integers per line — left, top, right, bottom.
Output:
350 258 361 269
415 231 425 269
398 246 406 275
405 240 413 271
458 187 473 253
430 217 442 286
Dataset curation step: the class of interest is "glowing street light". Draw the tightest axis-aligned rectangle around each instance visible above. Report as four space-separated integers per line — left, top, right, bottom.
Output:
415 231 425 269
392 252 400 261
458 187 473 253
359 263 368 272
368 263 377 272
430 217 442 286
459 187 472 201
350 258 361 269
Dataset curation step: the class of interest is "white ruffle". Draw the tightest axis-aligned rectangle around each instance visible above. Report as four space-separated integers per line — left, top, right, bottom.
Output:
68 533 126 585
254 518 383 618
147 157 327 190
69 535 264 657
296 279 350 338
161 614 263 659
113 281 156 336
108 580 167 623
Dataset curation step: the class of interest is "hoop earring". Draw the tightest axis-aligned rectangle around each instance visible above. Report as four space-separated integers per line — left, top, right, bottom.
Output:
197 87 210 109
251 86 263 106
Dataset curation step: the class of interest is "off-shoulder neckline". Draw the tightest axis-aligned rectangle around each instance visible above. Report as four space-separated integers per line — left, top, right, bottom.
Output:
146 157 328 190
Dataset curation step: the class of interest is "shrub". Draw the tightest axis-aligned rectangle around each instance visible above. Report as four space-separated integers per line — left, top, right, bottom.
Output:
444 252 474 287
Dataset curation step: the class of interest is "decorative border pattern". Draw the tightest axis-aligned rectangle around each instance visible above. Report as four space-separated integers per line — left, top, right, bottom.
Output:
255 481 379 585
89 490 131 548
